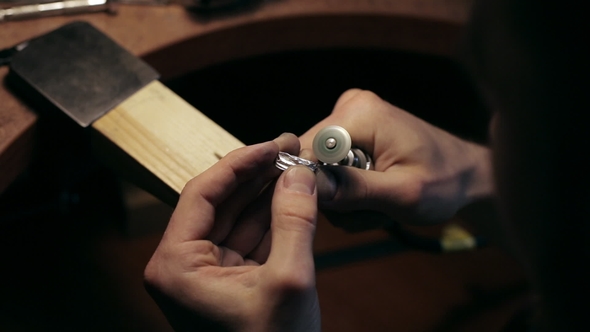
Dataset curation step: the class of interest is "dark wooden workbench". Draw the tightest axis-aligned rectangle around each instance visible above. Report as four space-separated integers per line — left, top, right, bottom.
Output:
0 2 531 331
1 0 471 193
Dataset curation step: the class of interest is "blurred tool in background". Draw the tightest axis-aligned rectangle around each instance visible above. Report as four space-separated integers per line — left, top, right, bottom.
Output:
0 0 252 22
0 0 116 22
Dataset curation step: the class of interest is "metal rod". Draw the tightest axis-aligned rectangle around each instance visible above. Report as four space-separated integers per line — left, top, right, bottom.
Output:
0 0 115 22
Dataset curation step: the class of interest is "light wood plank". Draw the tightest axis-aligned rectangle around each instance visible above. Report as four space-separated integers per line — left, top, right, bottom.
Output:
92 80 244 198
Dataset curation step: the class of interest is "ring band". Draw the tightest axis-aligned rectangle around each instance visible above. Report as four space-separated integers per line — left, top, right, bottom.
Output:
275 152 319 172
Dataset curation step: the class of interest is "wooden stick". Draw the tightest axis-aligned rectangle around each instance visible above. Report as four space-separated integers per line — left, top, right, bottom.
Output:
92 81 244 205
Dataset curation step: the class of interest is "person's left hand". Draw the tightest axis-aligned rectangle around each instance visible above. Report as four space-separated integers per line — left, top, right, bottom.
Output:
144 133 321 332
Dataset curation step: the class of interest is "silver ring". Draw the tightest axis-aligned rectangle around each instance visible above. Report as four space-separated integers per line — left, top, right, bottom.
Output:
275 152 319 172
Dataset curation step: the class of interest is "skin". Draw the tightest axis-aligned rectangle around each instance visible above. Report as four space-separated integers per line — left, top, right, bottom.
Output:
144 91 496 331
299 89 494 226
144 133 321 332
145 1 589 330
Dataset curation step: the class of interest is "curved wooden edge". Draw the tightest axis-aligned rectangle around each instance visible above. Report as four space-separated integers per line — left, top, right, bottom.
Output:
0 67 37 194
0 0 473 195
144 13 466 81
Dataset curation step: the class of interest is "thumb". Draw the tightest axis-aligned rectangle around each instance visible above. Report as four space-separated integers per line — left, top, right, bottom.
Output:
315 165 371 208
315 166 397 231
315 165 412 213
267 166 317 271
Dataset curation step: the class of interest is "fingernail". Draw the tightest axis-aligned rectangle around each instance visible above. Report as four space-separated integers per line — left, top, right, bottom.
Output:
284 166 316 195
274 132 294 141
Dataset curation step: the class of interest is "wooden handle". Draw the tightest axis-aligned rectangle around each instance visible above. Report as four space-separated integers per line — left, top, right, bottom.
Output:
91 80 244 205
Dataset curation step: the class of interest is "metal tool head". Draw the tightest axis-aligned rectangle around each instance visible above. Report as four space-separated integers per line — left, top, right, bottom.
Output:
8 21 159 127
312 125 352 164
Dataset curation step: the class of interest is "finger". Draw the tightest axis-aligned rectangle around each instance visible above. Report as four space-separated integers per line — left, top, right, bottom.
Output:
240 149 317 262
299 109 373 159
226 149 316 260
166 140 280 242
217 246 259 267
209 133 301 245
332 88 364 109
266 166 318 273
299 148 316 162
298 89 368 149
246 229 272 264
316 165 429 223
218 181 275 255
274 132 302 159
220 138 308 255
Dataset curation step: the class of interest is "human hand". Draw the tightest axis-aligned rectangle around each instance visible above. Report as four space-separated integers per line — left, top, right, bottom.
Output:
300 89 494 227
144 134 320 332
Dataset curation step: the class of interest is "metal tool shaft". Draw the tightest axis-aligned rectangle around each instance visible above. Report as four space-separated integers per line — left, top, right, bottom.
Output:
0 0 114 22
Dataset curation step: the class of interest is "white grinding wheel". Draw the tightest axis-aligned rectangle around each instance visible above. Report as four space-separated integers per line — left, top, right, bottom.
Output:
312 125 352 164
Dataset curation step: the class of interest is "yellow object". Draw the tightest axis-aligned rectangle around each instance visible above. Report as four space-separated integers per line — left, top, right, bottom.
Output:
440 223 477 252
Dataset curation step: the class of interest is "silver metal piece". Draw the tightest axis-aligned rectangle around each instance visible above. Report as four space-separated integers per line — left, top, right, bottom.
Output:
338 148 373 170
312 125 374 170
0 40 29 66
275 152 320 173
320 149 372 170
0 0 115 23
313 125 352 164
325 137 337 149
112 0 168 4
15 41 29 52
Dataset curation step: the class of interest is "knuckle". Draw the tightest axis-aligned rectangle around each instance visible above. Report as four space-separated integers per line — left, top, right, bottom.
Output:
350 89 382 104
181 175 200 194
276 204 317 228
334 89 383 119
346 89 381 106
406 179 426 208
325 167 368 209
195 241 222 264
395 176 426 209
181 169 217 196
180 240 221 267
143 256 164 290
392 176 456 223
275 213 316 236
334 88 364 107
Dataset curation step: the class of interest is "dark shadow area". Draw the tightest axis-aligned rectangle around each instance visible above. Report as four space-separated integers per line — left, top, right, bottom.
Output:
165 48 491 146
0 163 171 331
435 282 533 332
185 0 279 22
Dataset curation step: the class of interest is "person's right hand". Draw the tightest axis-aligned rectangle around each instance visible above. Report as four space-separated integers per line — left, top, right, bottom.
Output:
300 89 494 227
